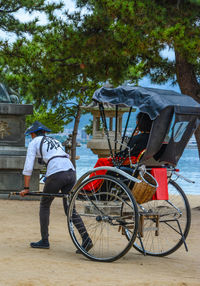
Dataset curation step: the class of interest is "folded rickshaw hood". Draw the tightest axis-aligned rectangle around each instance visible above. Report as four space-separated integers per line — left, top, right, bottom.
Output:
93 85 200 120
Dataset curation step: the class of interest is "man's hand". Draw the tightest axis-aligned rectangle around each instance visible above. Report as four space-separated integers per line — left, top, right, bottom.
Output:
20 189 29 197
133 127 139 136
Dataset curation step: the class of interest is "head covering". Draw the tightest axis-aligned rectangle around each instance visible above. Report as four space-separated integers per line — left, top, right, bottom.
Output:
25 121 51 135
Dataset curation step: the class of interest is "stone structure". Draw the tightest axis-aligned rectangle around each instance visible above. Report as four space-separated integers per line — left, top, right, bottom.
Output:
62 134 81 160
0 85 41 198
0 82 20 104
82 102 135 158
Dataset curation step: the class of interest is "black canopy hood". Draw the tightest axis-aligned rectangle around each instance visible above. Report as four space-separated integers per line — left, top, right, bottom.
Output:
93 85 200 120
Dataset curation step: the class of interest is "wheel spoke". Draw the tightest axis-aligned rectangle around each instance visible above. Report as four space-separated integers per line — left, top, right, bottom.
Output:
68 174 138 262
132 180 191 256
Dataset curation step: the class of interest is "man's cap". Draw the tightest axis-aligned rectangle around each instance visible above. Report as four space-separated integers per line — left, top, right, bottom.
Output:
25 121 51 135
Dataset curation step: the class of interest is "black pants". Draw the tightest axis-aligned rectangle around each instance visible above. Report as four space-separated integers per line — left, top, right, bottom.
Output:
40 170 88 240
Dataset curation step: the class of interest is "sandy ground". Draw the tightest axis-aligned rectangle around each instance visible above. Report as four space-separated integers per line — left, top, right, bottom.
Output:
0 194 200 286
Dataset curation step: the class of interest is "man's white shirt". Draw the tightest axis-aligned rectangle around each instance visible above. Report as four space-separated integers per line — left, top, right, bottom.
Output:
23 136 75 177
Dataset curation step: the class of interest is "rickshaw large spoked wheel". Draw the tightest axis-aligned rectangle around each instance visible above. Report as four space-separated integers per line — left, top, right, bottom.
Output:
126 179 191 257
67 174 139 262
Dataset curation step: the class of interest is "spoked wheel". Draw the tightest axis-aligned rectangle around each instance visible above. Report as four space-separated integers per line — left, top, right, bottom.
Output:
128 179 191 257
67 174 139 262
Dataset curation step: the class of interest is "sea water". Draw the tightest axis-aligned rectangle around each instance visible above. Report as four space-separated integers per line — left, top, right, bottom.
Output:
176 148 200 195
76 145 200 195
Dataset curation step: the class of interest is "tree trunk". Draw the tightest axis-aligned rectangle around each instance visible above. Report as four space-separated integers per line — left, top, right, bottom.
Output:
195 127 200 157
175 50 200 156
71 105 81 169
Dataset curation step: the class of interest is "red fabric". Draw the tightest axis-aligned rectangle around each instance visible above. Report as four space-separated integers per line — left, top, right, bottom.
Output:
83 158 113 191
151 168 169 200
92 157 113 173
83 156 137 191
83 158 169 201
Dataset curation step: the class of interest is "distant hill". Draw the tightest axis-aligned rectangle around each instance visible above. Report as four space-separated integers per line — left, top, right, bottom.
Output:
65 111 138 130
65 113 92 130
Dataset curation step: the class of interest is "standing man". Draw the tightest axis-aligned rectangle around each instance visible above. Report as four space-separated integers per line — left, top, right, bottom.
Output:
20 121 92 252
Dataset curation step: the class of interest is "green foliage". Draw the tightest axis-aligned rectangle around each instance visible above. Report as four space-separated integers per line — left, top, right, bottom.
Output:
0 15 101 133
25 106 65 133
0 0 142 130
1 0 200 136
0 0 63 36
75 0 200 84
84 118 103 135
190 0 200 4
84 119 93 135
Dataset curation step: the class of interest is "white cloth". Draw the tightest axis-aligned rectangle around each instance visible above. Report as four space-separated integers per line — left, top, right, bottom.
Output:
23 136 75 177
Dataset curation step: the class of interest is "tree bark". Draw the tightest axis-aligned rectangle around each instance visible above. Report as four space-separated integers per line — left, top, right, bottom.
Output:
175 50 200 156
71 105 81 169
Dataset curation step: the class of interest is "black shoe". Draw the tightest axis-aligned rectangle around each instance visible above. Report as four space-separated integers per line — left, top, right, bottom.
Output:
30 239 50 249
76 238 93 254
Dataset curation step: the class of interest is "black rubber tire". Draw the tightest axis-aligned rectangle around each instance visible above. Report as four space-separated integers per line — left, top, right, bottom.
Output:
67 174 139 262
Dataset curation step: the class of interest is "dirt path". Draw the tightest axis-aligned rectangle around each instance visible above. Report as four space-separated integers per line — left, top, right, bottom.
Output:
0 196 199 286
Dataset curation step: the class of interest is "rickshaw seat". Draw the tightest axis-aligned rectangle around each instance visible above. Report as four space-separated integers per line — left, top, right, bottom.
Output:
151 168 168 200
82 153 142 192
119 147 169 201
83 150 169 201
135 149 169 200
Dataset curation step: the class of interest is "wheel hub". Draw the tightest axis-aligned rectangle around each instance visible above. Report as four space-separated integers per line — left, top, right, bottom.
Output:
96 215 112 223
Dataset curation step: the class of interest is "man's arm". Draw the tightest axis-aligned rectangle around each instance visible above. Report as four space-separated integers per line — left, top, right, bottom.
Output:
20 175 31 197
20 138 38 197
116 134 140 158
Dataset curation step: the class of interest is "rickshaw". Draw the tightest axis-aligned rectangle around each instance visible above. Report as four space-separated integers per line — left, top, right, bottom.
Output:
10 85 200 263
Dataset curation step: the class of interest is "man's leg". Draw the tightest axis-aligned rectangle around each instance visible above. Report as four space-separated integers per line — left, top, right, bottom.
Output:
31 173 61 249
39 196 54 241
63 197 89 240
61 170 93 252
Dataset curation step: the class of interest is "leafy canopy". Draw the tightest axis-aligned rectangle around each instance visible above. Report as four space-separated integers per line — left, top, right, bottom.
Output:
74 0 200 89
